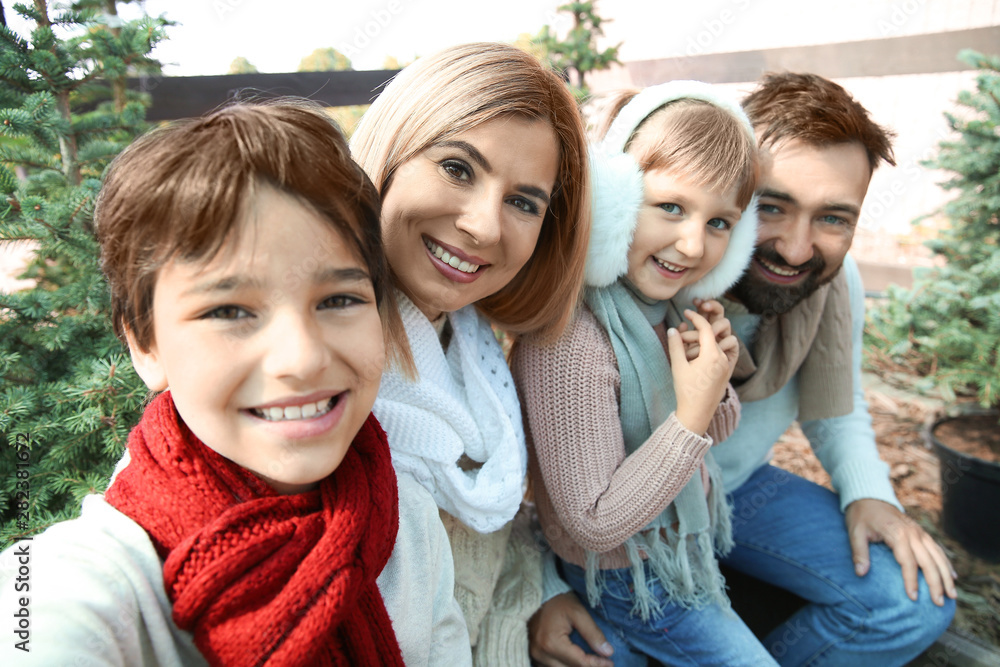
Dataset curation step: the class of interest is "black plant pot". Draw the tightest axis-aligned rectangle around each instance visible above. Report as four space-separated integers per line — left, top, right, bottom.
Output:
926 414 1000 562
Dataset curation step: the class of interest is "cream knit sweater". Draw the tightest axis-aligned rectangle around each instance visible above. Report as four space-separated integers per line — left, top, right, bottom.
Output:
441 507 542 667
512 306 740 570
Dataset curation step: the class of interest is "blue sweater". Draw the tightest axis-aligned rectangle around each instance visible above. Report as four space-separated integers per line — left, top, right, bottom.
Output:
712 254 902 512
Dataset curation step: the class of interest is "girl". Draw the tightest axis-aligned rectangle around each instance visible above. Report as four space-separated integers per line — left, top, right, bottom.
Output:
0 101 468 666
512 81 776 666
351 42 591 665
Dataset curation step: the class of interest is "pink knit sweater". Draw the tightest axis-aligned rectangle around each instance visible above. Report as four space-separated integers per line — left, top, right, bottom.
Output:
511 306 741 570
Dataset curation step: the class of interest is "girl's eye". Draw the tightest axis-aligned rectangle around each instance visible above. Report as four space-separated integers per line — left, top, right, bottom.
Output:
659 203 682 215
508 196 540 216
707 218 732 231
320 294 367 310
202 305 251 320
441 160 472 182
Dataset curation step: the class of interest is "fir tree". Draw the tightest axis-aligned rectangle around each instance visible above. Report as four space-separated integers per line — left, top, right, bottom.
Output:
866 50 1000 410
534 1 621 98
0 0 168 543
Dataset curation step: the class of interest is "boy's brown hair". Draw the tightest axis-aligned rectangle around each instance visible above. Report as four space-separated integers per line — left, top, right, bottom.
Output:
95 99 413 374
742 72 896 172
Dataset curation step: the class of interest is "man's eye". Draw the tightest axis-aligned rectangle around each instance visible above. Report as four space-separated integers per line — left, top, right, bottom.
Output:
820 214 848 225
758 203 782 215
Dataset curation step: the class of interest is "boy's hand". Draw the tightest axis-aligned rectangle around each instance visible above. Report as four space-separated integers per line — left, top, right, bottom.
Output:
667 308 738 435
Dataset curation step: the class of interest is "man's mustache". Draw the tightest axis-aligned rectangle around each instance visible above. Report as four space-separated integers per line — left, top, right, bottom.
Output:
753 246 825 274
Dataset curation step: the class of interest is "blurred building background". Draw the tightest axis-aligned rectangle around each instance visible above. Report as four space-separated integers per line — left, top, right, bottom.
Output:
2 0 998 293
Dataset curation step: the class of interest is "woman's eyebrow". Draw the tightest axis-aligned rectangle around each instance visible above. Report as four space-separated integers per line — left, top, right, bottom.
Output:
517 185 551 205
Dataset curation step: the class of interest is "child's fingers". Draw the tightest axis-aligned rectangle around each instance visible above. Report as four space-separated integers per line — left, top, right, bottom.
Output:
718 333 739 354
666 327 689 368
697 299 726 324
678 330 700 346
679 330 702 361
684 309 718 349
719 334 740 371
711 317 732 341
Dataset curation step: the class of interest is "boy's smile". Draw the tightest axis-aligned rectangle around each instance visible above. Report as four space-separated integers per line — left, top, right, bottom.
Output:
127 185 386 494
248 391 339 422
625 168 741 302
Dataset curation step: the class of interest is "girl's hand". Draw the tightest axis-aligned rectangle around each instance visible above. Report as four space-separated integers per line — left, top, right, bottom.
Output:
666 308 738 435
675 299 732 361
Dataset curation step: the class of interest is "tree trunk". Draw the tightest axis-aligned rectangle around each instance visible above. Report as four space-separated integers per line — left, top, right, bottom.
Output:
34 0 81 185
104 0 126 113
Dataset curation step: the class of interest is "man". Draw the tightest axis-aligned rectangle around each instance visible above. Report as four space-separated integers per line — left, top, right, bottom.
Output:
530 72 955 667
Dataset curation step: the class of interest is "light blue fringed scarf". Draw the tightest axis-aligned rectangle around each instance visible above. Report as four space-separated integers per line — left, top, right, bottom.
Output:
583 280 734 619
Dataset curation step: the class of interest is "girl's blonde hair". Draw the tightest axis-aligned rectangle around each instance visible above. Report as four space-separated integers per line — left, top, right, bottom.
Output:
351 42 590 341
592 90 758 209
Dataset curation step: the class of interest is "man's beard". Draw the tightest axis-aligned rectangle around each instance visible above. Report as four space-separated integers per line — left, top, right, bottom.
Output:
729 245 840 316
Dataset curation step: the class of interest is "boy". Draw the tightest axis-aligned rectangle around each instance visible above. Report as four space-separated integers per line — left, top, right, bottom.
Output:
0 100 469 666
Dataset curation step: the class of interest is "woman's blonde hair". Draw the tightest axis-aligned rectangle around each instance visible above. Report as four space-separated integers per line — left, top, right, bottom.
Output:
351 42 590 341
591 90 758 209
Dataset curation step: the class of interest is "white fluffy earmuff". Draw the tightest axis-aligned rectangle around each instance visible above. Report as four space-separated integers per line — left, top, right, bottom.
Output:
584 80 759 300
583 147 645 287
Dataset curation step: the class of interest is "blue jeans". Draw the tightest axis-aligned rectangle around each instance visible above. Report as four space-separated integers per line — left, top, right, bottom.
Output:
723 465 955 666
561 559 778 666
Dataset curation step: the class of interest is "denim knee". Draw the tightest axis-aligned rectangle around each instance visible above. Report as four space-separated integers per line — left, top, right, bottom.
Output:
848 567 955 654
881 583 955 649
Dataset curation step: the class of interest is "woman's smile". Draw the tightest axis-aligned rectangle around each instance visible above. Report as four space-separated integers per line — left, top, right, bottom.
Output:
423 235 486 282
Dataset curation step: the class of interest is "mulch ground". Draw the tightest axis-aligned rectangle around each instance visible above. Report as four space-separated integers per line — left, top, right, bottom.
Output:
770 372 1000 649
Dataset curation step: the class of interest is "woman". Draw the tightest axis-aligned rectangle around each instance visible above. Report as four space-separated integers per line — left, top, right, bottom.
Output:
351 42 590 665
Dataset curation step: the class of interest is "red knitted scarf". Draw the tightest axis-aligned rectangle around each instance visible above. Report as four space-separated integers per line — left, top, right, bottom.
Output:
105 391 405 666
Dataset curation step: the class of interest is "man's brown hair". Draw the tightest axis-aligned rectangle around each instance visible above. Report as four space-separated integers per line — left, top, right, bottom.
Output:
95 99 412 373
742 72 896 172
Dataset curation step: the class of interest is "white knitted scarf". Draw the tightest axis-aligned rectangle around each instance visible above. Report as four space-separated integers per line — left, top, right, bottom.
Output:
374 292 527 534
